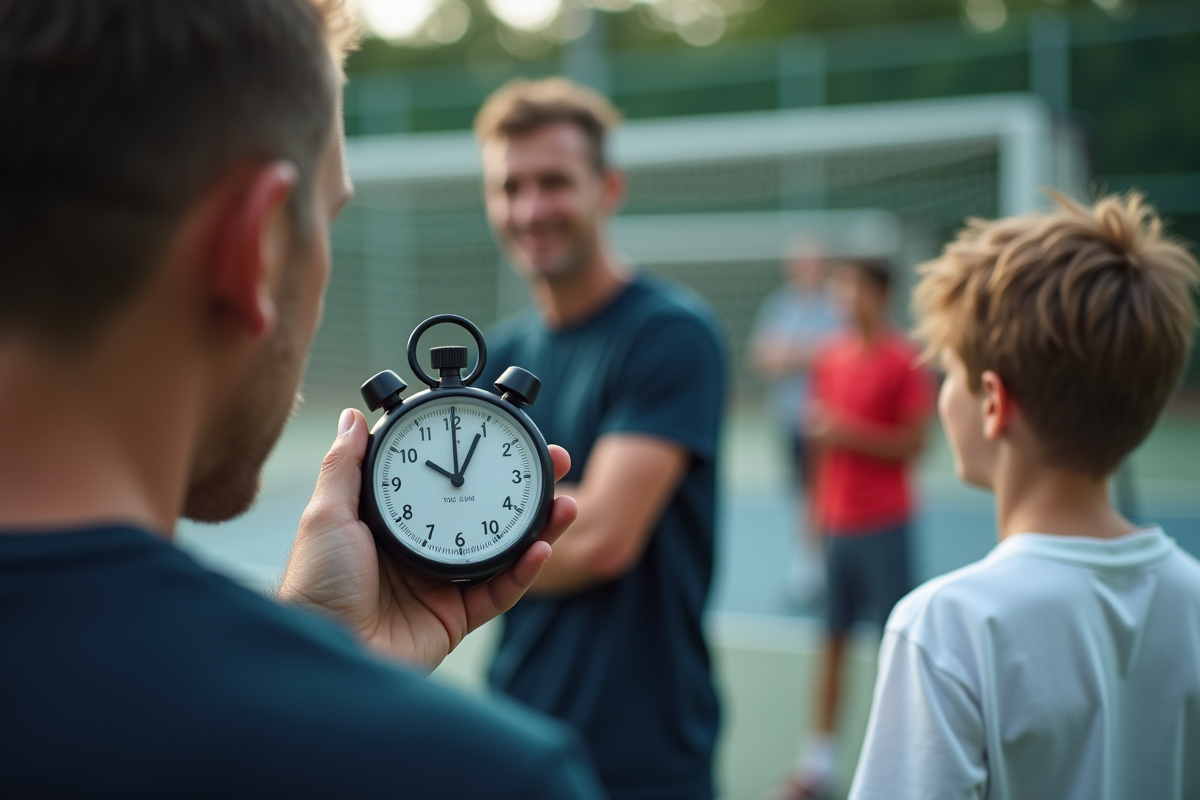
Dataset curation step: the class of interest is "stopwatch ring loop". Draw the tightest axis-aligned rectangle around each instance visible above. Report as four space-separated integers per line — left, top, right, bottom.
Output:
407 314 488 388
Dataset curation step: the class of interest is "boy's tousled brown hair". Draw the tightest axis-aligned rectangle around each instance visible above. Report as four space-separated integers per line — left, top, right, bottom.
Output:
474 77 622 172
914 192 1200 476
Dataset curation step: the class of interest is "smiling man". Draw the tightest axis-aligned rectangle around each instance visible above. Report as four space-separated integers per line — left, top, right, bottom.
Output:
0 3 601 797
474 78 728 800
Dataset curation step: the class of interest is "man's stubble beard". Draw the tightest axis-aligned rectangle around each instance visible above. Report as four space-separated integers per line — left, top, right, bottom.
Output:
507 218 597 286
181 262 309 524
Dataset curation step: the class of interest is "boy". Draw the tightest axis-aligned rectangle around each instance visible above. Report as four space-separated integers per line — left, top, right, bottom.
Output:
783 258 933 799
851 193 1200 799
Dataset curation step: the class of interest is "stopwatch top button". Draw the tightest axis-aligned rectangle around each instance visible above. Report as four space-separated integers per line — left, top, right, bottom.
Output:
431 346 468 371
496 366 541 408
361 370 407 412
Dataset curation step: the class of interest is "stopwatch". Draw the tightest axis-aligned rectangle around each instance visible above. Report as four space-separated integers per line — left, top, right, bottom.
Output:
358 314 554 583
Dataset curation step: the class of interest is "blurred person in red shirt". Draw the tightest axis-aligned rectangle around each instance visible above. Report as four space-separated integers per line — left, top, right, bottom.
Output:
778 258 934 800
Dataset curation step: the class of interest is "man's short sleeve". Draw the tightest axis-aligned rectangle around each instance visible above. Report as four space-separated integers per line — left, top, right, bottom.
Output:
598 314 725 463
850 629 988 800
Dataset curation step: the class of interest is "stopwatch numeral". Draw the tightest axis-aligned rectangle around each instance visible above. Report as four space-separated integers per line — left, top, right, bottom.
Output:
391 477 401 491
426 524 435 538
455 532 465 547
512 470 522 484
480 520 499 535
398 448 418 464
502 496 513 509
480 421 487 438
402 505 413 520
502 442 513 457
418 426 431 441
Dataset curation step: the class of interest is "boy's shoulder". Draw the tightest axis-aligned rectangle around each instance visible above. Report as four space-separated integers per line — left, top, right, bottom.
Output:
888 528 1200 669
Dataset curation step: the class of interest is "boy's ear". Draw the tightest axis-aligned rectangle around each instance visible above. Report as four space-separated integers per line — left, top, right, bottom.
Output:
980 370 1014 441
205 160 299 340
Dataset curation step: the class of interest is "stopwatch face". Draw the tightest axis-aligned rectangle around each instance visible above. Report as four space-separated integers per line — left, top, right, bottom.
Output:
371 397 545 566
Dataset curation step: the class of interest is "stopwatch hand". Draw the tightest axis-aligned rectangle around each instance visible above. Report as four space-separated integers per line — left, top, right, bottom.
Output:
456 434 482 481
424 460 456 482
449 407 460 474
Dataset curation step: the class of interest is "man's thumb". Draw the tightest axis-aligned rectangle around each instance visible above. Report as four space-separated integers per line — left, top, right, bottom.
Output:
309 408 369 515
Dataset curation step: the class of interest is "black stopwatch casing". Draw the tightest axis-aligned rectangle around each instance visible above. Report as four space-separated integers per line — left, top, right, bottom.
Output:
357 315 555 583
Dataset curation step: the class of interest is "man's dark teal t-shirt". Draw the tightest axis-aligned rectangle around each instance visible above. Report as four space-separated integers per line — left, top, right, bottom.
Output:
481 275 727 800
0 526 603 799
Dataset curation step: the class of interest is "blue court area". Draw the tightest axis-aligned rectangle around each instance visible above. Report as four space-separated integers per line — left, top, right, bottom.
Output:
177 404 1200 799
713 411 1200 619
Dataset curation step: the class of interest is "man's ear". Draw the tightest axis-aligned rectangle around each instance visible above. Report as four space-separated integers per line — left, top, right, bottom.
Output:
600 167 626 217
979 370 1014 441
206 160 299 339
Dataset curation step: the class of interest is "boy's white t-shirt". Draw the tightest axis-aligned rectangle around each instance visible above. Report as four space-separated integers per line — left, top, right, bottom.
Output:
850 526 1200 800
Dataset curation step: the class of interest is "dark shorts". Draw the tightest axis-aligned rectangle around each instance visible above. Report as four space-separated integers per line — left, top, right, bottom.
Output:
824 522 913 635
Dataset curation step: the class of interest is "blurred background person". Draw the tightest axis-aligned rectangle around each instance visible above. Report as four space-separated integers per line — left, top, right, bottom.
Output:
752 239 843 608
473 77 728 800
778 259 934 800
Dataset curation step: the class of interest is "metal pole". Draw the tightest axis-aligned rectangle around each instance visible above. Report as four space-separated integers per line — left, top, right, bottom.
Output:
563 8 610 94
1029 10 1071 118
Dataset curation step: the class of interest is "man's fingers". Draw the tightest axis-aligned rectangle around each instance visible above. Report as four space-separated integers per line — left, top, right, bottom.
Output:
549 444 571 483
306 408 369 522
537 494 578 547
464 540 552 631
460 495 575 632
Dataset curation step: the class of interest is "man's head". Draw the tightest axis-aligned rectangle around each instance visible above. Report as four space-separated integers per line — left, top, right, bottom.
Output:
475 77 624 283
784 239 829 295
915 193 1200 487
831 258 891 333
0 0 360 522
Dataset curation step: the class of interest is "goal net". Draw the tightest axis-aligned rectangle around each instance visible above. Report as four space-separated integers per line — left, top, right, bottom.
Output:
310 93 1085 408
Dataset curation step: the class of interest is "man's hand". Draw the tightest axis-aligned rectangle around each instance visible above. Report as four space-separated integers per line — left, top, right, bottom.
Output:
277 408 577 672
804 402 841 447
753 336 818 379
806 403 924 461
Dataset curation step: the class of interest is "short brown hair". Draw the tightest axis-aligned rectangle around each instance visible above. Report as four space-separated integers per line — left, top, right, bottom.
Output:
0 0 360 347
474 77 622 172
838 258 892 294
914 192 1200 476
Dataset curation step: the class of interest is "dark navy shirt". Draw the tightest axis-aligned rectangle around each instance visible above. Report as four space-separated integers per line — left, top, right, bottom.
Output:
481 276 727 800
0 526 603 799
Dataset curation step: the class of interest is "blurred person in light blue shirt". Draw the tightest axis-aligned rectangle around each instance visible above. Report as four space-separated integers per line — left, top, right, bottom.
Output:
752 240 842 605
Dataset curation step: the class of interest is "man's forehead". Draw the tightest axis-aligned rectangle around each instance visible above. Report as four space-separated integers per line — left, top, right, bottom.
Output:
481 124 591 175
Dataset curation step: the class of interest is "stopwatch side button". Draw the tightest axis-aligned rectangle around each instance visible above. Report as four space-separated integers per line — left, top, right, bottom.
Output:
361 370 407 412
495 367 541 408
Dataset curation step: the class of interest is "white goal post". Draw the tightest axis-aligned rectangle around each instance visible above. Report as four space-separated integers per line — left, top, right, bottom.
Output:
306 93 1086 407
